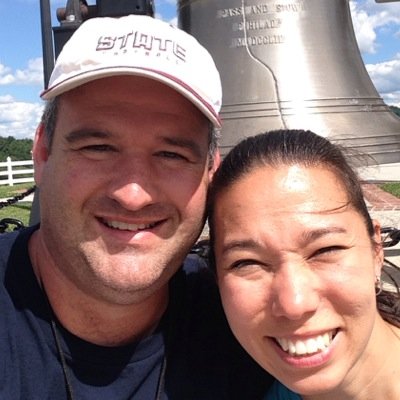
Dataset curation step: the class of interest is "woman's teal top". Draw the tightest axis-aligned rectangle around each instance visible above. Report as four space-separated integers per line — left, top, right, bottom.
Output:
264 380 302 400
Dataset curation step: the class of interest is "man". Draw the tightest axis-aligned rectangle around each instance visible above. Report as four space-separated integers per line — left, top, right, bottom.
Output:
0 14 271 399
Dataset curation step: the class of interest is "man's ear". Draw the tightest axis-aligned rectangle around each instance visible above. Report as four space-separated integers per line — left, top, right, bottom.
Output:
208 149 221 180
372 219 384 277
32 123 49 186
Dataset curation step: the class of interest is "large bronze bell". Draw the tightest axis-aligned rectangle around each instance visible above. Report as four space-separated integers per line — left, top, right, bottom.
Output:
178 0 400 164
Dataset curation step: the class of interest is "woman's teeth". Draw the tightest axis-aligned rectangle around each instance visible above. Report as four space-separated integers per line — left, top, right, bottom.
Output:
276 331 335 356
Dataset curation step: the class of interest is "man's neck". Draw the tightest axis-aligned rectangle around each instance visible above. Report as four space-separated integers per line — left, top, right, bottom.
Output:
28 230 169 347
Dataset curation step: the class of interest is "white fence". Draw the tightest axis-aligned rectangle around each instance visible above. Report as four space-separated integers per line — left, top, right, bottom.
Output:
0 157 34 186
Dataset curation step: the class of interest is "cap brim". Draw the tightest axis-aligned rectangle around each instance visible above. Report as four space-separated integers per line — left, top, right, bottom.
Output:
41 67 221 128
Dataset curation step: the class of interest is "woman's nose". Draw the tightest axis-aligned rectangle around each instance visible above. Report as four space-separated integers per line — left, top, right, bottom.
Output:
271 264 320 320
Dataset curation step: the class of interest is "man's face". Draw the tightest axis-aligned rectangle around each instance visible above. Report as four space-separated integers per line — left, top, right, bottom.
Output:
33 76 216 304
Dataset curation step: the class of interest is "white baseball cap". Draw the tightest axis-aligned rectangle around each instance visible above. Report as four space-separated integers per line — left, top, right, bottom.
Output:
41 14 222 128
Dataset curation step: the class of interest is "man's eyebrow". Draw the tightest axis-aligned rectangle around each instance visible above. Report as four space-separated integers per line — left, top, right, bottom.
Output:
65 130 112 143
162 136 203 158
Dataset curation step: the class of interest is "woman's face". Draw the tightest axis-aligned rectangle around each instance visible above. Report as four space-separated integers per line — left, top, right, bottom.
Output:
213 164 383 396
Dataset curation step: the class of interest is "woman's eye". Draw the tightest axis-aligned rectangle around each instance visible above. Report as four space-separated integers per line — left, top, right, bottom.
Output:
229 259 264 270
312 246 346 257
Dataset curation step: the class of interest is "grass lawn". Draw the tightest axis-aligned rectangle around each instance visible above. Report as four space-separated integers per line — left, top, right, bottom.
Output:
0 182 35 198
0 204 32 228
379 182 400 199
0 183 35 231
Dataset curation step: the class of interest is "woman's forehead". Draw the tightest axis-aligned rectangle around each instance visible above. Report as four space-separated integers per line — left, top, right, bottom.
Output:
222 164 345 200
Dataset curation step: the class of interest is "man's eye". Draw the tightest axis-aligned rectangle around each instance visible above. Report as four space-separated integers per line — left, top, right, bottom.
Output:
81 144 115 152
157 151 189 161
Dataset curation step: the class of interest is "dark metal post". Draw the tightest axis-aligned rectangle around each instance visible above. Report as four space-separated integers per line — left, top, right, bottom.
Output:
31 0 55 226
65 0 84 23
39 0 54 89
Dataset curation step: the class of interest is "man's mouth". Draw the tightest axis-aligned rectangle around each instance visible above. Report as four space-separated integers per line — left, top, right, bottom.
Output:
103 219 158 232
275 330 337 356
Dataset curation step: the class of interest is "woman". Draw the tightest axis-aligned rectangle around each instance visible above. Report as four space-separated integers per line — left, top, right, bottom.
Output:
208 129 400 399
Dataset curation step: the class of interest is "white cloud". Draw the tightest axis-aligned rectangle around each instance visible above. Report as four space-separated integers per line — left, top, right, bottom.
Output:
0 63 14 85
349 1 400 105
351 0 400 54
350 1 377 53
14 58 44 85
0 95 14 103
0 100 43 139
0 57 43 86
381 91 400 106
366 55 400 105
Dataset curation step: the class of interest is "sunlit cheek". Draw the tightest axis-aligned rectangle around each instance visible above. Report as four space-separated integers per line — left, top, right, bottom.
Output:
219 278 242 306
178 190 207 224
167 170 209 205
219 275 268 324
62 170 97 201
328 258 376 296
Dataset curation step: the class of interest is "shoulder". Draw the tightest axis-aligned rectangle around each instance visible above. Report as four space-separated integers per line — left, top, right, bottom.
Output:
0 225 37 251
171 253 219 323
0 229 26 279
176 253 222 328
0 227 39 397
181 252 211 274
0 225 38 302
0 225 38 287
0 229 20 252
166 253 274 399
264 380 302 400
181 253 217 290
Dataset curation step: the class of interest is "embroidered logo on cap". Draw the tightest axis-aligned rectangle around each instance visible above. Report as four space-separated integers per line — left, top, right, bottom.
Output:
96 30 187 63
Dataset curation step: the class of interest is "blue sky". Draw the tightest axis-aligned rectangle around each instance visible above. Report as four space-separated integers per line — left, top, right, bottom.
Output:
1 0 400 139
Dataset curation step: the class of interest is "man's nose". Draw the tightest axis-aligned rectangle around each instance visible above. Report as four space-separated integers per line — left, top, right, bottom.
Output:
271 263 320 320
107 157 159 211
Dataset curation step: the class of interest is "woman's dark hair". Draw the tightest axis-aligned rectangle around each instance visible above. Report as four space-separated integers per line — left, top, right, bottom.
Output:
207 129 400 327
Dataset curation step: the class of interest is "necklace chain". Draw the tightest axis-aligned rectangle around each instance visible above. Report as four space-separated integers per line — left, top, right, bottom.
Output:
50 319 75 400
43 288 168 400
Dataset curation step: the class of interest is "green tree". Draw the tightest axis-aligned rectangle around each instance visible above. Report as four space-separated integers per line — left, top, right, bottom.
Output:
0 136 33 161
389 105 400 118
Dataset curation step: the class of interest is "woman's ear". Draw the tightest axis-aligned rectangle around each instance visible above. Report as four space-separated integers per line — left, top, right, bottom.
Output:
372 219 384 277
